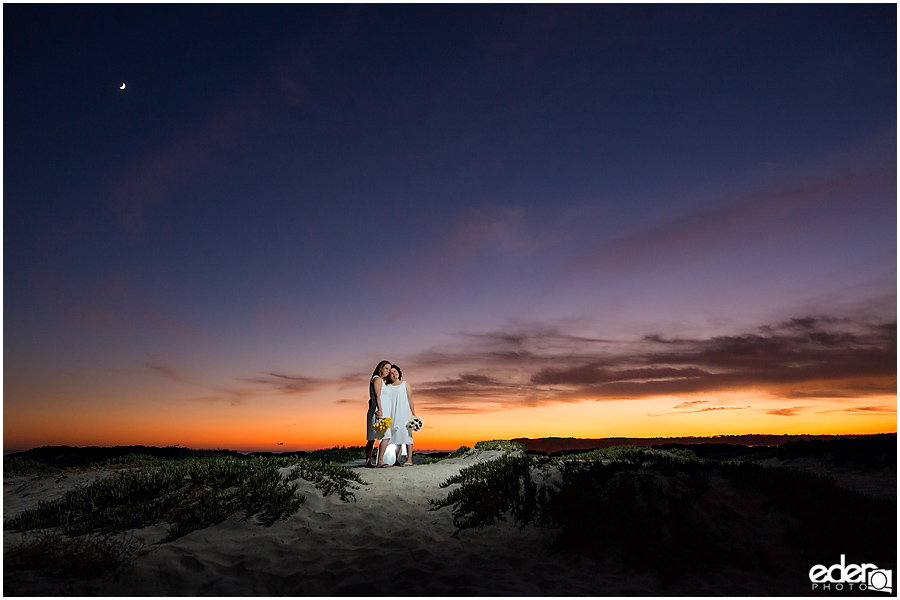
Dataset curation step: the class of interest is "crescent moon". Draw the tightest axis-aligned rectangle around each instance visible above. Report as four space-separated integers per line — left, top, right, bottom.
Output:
119 83 126 90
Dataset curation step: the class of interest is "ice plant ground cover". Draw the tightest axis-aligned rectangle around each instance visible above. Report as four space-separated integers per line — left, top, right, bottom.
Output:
4 455 365 539
429 435 897 585
3 445 369 476
4 452 367 582
4 530 139 579
422 445 472 464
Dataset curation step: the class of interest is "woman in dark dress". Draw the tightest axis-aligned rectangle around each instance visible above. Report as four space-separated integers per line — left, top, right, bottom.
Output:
365 360 392 468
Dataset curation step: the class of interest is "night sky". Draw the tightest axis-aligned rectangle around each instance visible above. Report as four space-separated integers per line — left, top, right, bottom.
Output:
4 4 896 451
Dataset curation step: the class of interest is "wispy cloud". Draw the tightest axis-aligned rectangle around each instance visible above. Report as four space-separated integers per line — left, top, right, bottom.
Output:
373 206 538 320
109 98 260 239
145 363 254 406
649 405 752 417
62 306 122 328
822 405 897 416
236 372 327 395
146 363 328 406
558 146 896 283
145 363 200 388
673 400 709 410
766 407 806 417
136 311 203 338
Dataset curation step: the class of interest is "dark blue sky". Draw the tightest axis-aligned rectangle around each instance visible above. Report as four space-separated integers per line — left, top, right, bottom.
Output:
4 4 896 449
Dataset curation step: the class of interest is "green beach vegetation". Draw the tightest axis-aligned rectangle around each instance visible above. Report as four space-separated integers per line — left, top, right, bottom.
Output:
4 455 57 477
421 445 472 464
4 449 367 579
430 435 897 584
306 445 366 464
473 439 525 453
429 454 541 529
5 455 364 540
5 530 139 579
3 444 369 476
420 440 524 464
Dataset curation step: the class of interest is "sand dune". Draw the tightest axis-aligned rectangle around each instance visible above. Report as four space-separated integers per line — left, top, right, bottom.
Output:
4 449 828 596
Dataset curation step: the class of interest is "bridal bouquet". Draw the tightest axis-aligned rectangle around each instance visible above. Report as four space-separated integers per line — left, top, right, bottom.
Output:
373 417 392 435
406 416 424 433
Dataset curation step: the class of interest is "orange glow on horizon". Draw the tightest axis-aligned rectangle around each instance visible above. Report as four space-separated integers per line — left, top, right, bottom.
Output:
4 388 896 452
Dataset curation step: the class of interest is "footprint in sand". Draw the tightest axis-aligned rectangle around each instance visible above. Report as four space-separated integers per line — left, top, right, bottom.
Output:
180 554 205 573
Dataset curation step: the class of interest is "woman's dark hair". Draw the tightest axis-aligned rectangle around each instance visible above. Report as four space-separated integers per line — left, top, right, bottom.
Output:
372 360 391 377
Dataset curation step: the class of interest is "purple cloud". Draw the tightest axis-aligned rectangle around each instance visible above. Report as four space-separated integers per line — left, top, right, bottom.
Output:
400 313 895 413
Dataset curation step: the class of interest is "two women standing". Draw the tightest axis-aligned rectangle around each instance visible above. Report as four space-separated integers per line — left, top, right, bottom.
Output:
365 360 418 468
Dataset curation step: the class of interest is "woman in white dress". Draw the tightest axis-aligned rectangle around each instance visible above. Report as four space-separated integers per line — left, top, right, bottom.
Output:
366 360 392 468
377 364 417 467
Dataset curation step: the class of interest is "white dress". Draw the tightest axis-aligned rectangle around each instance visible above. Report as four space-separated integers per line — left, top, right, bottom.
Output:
384 381 414 446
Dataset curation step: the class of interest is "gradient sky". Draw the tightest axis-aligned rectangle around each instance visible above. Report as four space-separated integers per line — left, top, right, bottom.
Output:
4 4 897 451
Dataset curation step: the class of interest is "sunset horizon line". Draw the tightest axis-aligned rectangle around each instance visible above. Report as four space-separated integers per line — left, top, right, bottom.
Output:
5 429 896 455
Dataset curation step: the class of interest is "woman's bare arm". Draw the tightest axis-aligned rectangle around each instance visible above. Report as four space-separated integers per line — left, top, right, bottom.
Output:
374 377 384 417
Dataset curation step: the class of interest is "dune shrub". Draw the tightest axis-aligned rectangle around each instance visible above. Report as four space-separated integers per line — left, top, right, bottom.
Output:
544 458 894 582
429 454 541 529
447 445 472 458
307 445 366 463
544 459 729 582
292 458 365 502
4 530 138 577
4 456 55 477
422 445 472 464
774 433 897 470
431 446 896 584
473 440 525 454
550 444 653 464
719 461 896 567
84 453 163 471
4 456 364 540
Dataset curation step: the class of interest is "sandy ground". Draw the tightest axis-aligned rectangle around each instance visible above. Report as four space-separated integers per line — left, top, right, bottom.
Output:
4 450 837 596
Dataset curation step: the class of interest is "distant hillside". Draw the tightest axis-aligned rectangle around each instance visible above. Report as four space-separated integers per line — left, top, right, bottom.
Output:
512 434 862 454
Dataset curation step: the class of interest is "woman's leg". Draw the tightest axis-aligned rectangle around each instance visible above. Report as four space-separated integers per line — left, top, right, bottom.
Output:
377 437 391 467
404 443 413 465
365 440 375 467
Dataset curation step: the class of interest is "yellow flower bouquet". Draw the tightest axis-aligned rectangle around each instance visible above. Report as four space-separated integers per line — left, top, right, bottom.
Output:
373 417 392 435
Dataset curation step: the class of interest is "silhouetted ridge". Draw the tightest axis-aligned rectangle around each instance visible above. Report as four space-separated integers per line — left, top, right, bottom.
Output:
7 445 245 470
513 433 895 458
